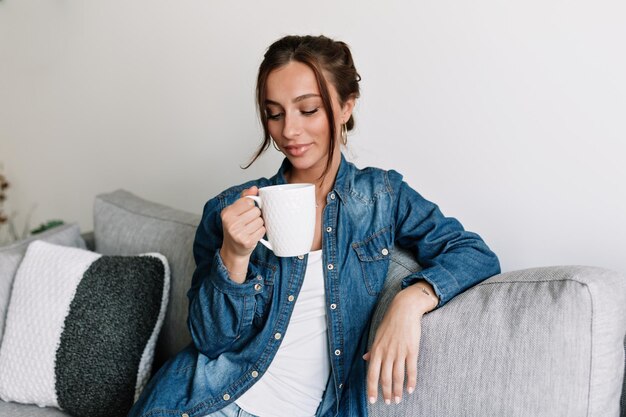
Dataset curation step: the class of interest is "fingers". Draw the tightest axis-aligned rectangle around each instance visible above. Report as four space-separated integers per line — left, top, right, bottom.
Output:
225 216 264 251
250 222 266 243
380 358 394 405
223 203 262 231
366 352 381 405
379 357 407 405
241 186 259 197
236 187 263 231
223 188 262 226
238 205 262 227
226 187 260 217
221 187 265 256
405 351 418 395
366 346 419 405
392 359 405 403
229 195 256 216
367 352 404 405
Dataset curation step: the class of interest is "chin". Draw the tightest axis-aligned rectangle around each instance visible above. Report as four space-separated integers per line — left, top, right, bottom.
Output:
287 155 326 173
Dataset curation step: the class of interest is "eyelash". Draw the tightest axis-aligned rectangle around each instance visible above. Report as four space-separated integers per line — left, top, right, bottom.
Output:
266 108 319 120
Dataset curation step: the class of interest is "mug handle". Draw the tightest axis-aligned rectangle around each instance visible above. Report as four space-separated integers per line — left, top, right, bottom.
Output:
244 195 273 252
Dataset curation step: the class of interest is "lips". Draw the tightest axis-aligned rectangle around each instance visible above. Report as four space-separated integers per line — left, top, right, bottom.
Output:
283 143 312 157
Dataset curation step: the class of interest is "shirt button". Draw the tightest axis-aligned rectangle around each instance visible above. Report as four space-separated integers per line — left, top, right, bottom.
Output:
327 264 334 270
256 275 263 280
339 383 343 389
288 295 295 302
335 349 341 356
326 226 332 233
298 255 305 260
222 394 230 401
330 303 337 310
181 414 189 417
381 248 389 256
330 193 336 200
254 283 262 291
251 370 259 378
275 332 282 340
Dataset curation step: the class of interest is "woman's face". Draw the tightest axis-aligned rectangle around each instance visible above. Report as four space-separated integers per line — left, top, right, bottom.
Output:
265 61 354 175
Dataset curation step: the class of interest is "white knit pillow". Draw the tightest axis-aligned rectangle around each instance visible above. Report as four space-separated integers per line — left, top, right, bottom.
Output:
0 240 170 417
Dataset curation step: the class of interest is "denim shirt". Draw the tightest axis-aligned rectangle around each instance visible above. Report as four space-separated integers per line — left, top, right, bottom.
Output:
129 154 500 417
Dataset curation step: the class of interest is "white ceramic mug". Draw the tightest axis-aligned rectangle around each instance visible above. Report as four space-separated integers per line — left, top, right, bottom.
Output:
245 183 316 257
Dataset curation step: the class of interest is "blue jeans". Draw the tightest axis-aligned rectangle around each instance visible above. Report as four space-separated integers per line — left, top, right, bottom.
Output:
203 402 258 417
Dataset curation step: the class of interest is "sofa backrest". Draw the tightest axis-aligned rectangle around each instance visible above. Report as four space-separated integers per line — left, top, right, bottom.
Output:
94 190 200 370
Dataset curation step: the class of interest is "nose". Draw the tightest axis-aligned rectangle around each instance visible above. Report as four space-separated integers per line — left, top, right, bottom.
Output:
282 113 301 139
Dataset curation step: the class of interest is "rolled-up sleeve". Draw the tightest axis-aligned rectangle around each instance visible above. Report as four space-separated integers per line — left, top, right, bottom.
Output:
389 171 501 307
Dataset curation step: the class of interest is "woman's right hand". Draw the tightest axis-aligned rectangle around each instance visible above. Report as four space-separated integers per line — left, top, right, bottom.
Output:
219 186 266 283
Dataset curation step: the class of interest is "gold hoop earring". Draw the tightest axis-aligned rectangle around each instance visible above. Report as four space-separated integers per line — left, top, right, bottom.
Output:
341 124 348 146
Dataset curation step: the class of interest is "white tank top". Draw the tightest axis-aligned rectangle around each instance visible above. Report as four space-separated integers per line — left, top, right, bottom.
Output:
236 250 330 417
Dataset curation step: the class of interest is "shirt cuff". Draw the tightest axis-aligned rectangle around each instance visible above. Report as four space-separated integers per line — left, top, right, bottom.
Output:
400 266 461 307
209 251 263 296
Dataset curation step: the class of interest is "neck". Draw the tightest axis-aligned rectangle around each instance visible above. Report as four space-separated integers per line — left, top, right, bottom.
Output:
286 150 342 203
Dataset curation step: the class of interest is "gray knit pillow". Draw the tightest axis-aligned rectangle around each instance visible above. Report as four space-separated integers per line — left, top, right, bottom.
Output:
0 241 170 417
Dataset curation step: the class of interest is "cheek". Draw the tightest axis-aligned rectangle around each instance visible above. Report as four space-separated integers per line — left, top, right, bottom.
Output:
309 116 331 138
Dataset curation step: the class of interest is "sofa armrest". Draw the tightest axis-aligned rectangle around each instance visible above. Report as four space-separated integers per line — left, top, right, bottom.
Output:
368 247 626 417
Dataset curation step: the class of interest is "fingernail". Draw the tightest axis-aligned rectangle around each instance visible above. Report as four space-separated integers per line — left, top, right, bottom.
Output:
395 396 401 404
408 387 414 394
369 397 376 404
385 398 391 405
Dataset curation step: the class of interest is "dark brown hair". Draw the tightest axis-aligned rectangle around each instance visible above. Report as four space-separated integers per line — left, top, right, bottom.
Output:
244 35 361 176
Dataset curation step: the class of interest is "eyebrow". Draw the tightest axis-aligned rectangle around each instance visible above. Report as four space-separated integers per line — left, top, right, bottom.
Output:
265 94 321 106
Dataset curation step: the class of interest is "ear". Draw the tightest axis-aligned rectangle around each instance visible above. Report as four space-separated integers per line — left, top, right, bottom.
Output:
340 96 356 124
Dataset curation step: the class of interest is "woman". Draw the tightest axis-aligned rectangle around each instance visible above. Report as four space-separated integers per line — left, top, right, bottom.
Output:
129 35 500 417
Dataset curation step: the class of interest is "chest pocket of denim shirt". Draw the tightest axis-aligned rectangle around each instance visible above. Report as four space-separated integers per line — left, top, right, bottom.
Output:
352 226 392 296
250 259 277 329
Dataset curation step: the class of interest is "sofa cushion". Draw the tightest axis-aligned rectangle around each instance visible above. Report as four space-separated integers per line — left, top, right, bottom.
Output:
368 249 626 416
0 241 169 417
0 223 86 343
94 189 200 367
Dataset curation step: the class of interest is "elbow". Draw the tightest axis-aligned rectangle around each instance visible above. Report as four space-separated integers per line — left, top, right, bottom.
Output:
187 297 243 358
480 246 501 278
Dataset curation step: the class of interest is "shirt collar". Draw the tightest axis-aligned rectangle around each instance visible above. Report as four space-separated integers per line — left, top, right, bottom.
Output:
271 153 352 202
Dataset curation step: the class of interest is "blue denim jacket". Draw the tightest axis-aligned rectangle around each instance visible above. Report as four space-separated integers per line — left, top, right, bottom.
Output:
129 154 500 417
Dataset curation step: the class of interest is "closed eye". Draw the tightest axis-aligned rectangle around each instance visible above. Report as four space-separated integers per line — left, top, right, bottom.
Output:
266 112 283 121
302 108 319 116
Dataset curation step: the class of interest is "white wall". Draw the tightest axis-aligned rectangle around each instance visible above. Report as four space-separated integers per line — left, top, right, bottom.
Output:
1 0 625 273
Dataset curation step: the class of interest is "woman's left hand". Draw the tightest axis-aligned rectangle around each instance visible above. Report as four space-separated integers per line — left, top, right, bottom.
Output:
363 282 437 405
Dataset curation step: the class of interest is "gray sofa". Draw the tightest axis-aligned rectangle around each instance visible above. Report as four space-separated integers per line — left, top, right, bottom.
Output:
1 189 625 416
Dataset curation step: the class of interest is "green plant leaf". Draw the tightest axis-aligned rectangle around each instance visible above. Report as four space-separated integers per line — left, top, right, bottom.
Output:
31 220 65 235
